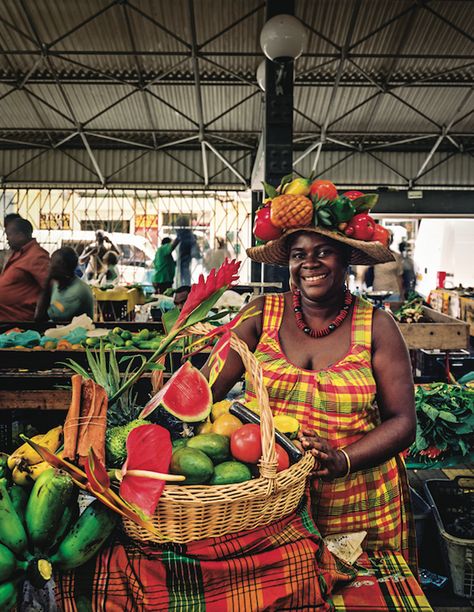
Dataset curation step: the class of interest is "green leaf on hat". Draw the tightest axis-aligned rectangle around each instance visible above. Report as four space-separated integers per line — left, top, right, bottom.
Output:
262 181 278 199
332 196 356 222
279 173 293 188
352 194 378 212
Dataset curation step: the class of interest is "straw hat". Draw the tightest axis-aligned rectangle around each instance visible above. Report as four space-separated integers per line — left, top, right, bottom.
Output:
247 226 394 266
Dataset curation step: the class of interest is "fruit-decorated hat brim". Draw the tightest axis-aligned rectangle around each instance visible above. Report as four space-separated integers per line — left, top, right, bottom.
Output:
246 226 395 266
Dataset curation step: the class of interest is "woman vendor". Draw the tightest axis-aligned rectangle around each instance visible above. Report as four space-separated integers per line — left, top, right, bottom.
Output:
203 216 417 573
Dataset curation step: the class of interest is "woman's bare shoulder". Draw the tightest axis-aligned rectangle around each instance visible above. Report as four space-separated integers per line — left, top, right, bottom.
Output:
372 307 406 349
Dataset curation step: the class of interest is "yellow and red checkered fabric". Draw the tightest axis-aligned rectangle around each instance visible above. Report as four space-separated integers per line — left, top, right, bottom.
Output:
245 294 417 574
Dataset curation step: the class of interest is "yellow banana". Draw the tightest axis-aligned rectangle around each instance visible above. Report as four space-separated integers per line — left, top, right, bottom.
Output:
39 425 63 455
7 434 44 470
12 461 32 486
29 462 53 482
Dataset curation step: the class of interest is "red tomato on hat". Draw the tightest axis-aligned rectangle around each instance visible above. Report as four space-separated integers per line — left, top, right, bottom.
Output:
253 206 282 242
310 179 338 201
230 424 262 463
371 223 390 247
342 190 364 201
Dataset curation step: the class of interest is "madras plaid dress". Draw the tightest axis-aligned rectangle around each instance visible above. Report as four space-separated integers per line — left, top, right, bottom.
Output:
244 294 417 574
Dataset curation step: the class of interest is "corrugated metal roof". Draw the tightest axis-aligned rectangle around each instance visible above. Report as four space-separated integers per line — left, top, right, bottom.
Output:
0 0 472 187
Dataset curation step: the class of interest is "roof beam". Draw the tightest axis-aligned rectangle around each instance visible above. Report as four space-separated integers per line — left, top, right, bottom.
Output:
204 141 247 185
299 1 362 165
128 1 191 49
48 1 116 49
199 3 265 50
3 49 474 61
423 4 474 45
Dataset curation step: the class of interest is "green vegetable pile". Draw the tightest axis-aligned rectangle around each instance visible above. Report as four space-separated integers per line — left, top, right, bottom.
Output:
407 383 474 463
393 297 428 323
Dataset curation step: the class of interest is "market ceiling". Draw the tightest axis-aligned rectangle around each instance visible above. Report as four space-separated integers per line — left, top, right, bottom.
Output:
0 0 472 188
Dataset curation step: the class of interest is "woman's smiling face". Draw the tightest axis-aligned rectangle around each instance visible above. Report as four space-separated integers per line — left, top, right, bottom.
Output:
288 232 349 300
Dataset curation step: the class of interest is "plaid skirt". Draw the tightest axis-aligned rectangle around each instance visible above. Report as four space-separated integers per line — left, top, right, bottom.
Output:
55 500 356 611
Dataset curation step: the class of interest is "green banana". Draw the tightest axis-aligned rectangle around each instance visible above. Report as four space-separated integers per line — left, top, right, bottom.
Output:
25 468 75 552
0 479 28 558
48 495 79 553
0 541 27 581
0 580 18 610
50 500 118 570
9 485 29 524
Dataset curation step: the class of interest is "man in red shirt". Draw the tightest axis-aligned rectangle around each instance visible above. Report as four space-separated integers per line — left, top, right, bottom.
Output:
0 217 50 321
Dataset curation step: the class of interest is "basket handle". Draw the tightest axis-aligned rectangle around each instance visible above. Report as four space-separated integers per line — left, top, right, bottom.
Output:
188 323 278 480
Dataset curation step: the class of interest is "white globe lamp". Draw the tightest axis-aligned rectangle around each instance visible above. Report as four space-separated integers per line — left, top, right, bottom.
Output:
260 14 307 62
256 60 266 91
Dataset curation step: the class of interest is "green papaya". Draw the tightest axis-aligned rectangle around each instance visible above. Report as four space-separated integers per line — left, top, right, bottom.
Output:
50 500 118 570
0 580 18 610
9 485 29 523
48 496 79 553
25 468 75 552
0 541 27 581
0 479 28 557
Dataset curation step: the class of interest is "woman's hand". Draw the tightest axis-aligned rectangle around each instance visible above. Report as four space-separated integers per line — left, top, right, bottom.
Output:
298 429 348 480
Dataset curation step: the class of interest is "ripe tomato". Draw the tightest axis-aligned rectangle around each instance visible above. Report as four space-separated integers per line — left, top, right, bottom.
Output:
253 206 282 242
230 424 262 464
309 179 338 201
342 190 364 201
275 445 290 472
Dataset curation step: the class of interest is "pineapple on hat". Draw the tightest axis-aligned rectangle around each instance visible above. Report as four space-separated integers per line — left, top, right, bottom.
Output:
263 174 313 230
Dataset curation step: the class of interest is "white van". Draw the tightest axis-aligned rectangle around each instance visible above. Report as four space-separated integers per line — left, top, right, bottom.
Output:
0 230 155 286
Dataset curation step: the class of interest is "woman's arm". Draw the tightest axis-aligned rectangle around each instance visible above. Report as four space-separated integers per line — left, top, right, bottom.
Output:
300 308 416 479
201 296 264 401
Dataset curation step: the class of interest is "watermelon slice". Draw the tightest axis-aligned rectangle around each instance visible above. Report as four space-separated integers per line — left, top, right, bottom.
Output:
140 361 212 423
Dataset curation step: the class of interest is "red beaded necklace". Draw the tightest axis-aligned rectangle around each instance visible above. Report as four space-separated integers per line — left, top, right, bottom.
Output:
292 289 353 338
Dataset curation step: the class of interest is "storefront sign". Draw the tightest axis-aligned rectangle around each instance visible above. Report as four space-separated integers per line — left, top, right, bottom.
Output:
39 213 71 230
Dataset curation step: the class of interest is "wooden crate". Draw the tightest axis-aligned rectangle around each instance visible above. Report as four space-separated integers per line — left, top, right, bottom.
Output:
459 296 474 337
395 305 469 350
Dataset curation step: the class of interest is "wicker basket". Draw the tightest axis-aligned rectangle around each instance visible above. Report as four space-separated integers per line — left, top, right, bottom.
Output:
122 327 315 543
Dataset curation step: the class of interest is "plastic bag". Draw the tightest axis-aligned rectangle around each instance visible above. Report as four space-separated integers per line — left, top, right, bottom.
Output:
0 330 42 348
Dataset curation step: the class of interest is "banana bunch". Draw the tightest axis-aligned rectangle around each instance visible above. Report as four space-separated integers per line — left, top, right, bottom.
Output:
7 426 63 486
0 468 118 609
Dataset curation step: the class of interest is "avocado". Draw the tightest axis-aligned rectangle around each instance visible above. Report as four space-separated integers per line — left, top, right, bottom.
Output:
170 448 214 485
209 461 252 485
172 438 188 452
186 433 230 464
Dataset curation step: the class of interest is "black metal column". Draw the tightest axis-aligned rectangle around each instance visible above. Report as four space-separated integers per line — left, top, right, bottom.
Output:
250 0 294 289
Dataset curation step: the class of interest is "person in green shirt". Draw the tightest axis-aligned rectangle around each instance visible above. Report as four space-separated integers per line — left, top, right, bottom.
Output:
152 236 180 294
36 247 94 322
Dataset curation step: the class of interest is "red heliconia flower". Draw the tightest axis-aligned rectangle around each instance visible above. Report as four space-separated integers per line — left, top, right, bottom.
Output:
176 258 240 327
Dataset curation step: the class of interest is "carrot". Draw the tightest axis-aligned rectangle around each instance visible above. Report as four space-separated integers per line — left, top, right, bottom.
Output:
63 375 82 460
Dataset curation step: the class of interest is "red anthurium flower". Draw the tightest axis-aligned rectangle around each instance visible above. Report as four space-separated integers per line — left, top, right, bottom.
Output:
176 259 240 327
120 424 172 516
